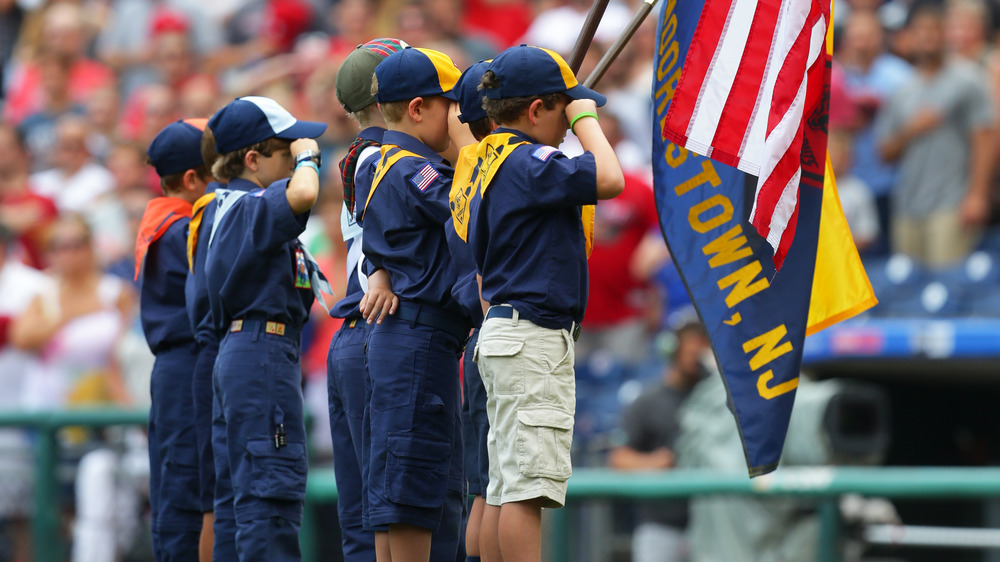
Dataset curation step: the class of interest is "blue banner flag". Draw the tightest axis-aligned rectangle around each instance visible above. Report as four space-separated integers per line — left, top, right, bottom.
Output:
652 0 875 475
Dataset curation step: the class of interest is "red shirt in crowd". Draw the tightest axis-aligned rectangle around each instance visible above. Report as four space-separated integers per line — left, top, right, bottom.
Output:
584 172 659 328
0 188 59 270
463 0 533 47
2 59 115 125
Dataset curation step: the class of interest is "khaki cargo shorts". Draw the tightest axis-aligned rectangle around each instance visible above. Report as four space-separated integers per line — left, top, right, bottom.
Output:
474 306 576 508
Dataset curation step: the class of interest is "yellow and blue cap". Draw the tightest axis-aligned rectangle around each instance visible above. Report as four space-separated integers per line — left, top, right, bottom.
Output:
455 60 491 124
147 118 207 176
374 47 461 103
483 45 606 106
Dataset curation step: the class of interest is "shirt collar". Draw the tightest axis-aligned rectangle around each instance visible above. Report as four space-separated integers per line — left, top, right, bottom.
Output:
493 127 540 145
359 126 387 144
382 130 444 163
228 177 264 193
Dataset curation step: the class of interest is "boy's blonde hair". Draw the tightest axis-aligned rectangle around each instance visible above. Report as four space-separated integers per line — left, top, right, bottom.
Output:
201 126 221 179
371 74 410 124
349 104 383 129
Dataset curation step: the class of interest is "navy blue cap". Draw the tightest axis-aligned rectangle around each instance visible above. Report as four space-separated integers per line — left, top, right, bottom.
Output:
208 96 327 153
483 45 606 106
455 60 490 124
374 47 461 104
147 119 207 176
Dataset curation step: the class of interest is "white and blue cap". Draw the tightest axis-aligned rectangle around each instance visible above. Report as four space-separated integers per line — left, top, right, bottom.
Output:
209 96 328 153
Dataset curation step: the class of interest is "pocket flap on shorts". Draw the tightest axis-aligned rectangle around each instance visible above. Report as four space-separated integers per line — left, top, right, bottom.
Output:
516 408 574 431
387 435 449 462
478 338 524 357
247 439 306 460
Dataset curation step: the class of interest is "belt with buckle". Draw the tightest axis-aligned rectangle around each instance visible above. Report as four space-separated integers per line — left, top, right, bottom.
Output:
229 319 301 340
485 306 581 342
392 301 472 342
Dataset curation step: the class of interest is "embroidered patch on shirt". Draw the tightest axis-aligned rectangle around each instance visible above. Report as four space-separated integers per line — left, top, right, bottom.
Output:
532 146 560 162
294 248 311 289
410 164 439 192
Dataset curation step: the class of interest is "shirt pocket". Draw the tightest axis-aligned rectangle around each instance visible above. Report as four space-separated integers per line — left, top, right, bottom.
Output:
515 408 574 481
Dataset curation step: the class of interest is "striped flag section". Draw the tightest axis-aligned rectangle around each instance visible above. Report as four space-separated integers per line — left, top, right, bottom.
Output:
662 0 831 270
411 164 440 192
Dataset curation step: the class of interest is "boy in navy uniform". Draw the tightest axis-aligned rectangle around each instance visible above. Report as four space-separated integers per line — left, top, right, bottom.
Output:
448 60 494 562
467 45 624 562
361 47 468 562
184 123 236 560
137 118 212 560
328 37 405 561
203 96 327 561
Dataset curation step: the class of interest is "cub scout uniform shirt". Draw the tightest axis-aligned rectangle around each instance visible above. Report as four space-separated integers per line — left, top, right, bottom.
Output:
466 128 598 329
360 130 462 316
204 177 314 332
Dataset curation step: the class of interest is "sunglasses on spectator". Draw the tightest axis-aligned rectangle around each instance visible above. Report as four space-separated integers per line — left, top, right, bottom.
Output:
49 237 90 252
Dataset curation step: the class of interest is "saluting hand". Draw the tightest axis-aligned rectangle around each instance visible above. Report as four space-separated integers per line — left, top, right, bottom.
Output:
290 138 320 158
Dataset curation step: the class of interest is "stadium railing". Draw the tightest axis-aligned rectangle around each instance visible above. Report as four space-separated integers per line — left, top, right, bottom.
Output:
303 462 1000 562
5 409 1000 562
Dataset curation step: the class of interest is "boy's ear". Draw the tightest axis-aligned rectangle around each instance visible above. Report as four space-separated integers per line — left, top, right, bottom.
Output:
244 150 259 172
182 168 205 192
408 97 424 122
182 169 197 192
527 99 544 126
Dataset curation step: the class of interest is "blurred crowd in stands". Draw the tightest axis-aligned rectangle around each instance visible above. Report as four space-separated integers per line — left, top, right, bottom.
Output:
1 0 1000 559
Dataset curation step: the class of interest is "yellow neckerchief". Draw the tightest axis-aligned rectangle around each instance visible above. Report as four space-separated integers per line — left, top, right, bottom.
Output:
457 132 595 257
360 144 424 221
449 144 481 242
187 192 217 272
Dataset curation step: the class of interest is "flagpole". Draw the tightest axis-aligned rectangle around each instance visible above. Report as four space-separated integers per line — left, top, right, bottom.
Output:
583 0 659 88
568 0 612 74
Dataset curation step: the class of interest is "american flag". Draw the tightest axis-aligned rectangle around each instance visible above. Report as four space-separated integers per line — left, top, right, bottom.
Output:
662 0 831 270
411 164 440 192
532 146 559 162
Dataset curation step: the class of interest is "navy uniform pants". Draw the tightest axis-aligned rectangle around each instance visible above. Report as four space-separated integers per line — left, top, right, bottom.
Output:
212 363 237 561
193 338 218 514
462 329 489 498
364 309 466 560
148 341 203 560
326 317 375 561
213 322 307 561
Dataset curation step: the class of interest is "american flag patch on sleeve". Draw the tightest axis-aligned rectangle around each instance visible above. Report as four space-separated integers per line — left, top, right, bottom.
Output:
532 146 560 162
410 164 440 191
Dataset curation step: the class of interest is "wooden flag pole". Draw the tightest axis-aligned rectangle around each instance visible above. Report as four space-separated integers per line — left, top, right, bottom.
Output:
568 0 612 74
583 0 659 88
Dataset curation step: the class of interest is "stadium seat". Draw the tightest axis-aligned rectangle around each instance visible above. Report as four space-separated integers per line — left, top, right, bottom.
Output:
864 254 926 315
976 225 1000 253
882 281 968 317
933 251 1000 296
966 290 1000 318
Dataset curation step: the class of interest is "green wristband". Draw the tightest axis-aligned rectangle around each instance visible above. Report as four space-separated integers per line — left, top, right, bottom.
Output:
570 111 599 132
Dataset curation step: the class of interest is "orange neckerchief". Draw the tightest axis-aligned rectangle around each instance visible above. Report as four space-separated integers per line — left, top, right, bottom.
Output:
134 197 193 281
